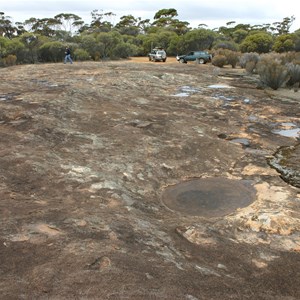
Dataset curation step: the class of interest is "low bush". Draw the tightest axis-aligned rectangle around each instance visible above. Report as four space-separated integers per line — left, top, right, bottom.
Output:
224 50 240 68
245 61 257 74
213 41 238 51
38 41 65 62
256 55 290 90
212 54 227 68
74 48 90 61
112 43 139 59
286 62 300 87
239 52 260 69
213 49 240 68
3 55 17 66
280 51 300 64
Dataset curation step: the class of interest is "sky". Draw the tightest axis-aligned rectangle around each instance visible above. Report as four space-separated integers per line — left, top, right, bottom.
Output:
2 0 300 32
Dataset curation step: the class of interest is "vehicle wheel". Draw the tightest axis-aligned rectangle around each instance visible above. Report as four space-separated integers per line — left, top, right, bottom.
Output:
163 59 166 62
179 58 185 63
198 58 205 64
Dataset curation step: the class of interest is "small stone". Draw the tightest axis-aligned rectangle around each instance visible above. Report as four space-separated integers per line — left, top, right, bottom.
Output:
252 259 268 269
145 273 154 279
161 163 174 170
217 264 228 270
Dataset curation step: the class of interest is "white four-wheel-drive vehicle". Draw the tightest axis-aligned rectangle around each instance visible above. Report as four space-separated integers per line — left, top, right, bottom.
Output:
148 48 167 62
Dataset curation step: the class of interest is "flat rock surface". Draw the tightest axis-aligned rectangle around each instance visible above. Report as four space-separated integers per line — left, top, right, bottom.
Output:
0 58 300 299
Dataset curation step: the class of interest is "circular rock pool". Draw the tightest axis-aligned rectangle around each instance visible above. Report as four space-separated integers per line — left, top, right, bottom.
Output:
161 177 256 217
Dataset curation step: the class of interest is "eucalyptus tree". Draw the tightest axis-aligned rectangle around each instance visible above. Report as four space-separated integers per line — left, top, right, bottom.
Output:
89 10 115 32
180 28 216 52
0 12 16 38
152 8 178 27
232 29 249 44
115 15 141 36
218 21 237 38
137 19 151 34
15 22 26 36
269 16 296 35
24 17 61 36
218 21 252 42
23 18 38 32
54 13 84 34
152 8 190 35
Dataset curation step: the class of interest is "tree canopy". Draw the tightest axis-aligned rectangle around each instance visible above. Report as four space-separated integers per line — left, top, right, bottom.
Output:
0 9 299 65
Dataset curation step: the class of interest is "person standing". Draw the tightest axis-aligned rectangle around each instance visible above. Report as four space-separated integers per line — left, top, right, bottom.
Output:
64 47 73 64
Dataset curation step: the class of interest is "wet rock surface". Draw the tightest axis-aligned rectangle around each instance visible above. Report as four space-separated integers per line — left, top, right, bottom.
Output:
0 59 300 299
268 144 300 188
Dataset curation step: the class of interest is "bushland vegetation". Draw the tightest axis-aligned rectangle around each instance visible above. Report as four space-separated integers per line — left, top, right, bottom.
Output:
0 10 300 90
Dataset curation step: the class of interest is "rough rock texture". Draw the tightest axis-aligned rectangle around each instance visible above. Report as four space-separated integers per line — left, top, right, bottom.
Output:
0 58 300 299
268 144 300 188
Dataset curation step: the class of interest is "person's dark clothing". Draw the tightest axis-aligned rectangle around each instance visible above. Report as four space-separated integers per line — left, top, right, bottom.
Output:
64 48 73 64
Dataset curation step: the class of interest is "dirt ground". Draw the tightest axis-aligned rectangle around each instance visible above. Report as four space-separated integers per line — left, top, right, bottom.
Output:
0 57 300 299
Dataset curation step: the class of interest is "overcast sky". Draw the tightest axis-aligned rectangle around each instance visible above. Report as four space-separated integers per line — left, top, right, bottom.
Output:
2 0 300 32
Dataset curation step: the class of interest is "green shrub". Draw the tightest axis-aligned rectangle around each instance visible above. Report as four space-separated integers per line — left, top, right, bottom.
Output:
74 48 90 61
256 55 290 90
240 32 273 53
38 41 65 62
213 41 238 51
212 54 227 68
272 34 295 53
111 43 139 59
5 40 25 63
79 35 103 60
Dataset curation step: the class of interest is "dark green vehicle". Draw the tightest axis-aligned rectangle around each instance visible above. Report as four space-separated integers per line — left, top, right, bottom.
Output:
176 51 212 64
